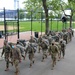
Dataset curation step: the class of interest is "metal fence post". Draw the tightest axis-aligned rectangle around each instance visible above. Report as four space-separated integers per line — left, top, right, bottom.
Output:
57 20 58 31
41 12 42 35
17 9 20 39
4 8 7 40
31 11 33 36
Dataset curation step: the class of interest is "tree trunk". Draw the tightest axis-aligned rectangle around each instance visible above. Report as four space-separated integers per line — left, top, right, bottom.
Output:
42 0 49 34
70 15 72 28
70 11 73 28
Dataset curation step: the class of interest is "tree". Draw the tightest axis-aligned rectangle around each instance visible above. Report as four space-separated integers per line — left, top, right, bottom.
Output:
60 0 75 28
66 0 75 28
23 0 67 34
19 9 25 19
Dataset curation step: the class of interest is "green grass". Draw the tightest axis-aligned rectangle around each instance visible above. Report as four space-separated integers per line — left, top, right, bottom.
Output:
0 20 75 32
19 21 72 32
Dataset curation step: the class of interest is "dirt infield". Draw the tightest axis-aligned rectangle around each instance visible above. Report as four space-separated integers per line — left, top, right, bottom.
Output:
0 25 17 31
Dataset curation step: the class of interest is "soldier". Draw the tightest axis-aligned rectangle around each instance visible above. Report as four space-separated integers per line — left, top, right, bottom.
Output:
25 43 35 68
1 40 11 71
55 42 61 61
48 42 58 70
38 35 42 53
40 39 48 62
29 36 36 43
17 41 25 60
60 40 66 58
52 32 59 42
63 32 68 44
11 45 21 74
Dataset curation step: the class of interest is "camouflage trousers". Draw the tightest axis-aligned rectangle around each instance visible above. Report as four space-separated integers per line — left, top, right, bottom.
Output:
57 50 61 60
5 53 10 69
42 49 47 61
60 49 65 58
64 39 68 44
38 46 42 53
13 59 19 72
51 53 57 68
28 53 34 67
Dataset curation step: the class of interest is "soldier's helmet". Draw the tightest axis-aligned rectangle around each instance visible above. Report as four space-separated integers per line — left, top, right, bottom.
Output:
51 40 55 45
52 42 54 45
60 39 63 43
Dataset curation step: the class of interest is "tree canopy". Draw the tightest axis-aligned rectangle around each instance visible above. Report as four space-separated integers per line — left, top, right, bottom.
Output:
23 0 75 33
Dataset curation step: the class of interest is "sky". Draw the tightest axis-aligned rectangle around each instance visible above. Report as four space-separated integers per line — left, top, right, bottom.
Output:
0 0 70 15
0 0 25 9
0 0 68 10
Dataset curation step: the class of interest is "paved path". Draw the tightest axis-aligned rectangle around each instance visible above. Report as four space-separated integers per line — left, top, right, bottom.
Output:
0 31 44 48
0 32 75 75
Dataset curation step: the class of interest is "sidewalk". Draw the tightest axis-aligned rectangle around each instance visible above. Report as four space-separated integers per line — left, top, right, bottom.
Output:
0 33 75 75
0 31 34 60
0 31 44 48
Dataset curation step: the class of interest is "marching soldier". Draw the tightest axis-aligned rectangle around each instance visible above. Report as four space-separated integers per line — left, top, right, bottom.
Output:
25 43 35 68
63 32 68 44
48 42 58 70
38 35 42 53
40 39 48 62
29 36 36 43
11 44 21 74
17 41 25 60
60 40 66 58
55 42 61 61
1 40 11 71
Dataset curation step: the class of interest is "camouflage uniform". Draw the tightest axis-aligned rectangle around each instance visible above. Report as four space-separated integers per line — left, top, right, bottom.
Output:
26 43 35 67
1 40 11 71
17 41 25 60
55 42 61 61
38 35 42 53
11 45 21 73
29 36 36 43
63 32 68 44
40 40 48 62
48 43 58 70
60 40 66 58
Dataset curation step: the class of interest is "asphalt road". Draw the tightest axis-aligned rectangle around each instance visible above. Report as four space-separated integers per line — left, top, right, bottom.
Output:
0 35 75 75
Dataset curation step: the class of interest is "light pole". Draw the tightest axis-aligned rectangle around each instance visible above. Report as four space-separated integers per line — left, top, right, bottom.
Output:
17 0 19 9
31 10 33 36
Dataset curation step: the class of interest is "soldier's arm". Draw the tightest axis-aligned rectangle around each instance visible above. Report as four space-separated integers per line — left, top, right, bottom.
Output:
55 45 59 53
17 48 21 60
1 47 5 57
48 46 51 55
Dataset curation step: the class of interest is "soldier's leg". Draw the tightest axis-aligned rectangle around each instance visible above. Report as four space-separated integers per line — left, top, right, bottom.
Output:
32 54 35 64
51 55 57 70
60 50 62 58
58 51 61 61
44 51 47 58
29 54 32 68
66 39 67 44
62 49 65 58
14 60 19 73
54 56 56 65
51 55 54 70
22 55 25 60
5 58 9 71
38 46 41 53
41 51 45 62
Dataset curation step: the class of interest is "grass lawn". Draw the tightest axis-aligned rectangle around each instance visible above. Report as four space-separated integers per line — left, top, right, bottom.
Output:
0 20 75 32
19 20 72 32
